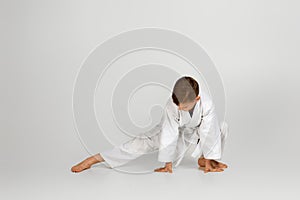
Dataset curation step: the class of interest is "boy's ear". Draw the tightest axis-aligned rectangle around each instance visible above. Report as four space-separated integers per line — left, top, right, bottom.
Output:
196 96 200 101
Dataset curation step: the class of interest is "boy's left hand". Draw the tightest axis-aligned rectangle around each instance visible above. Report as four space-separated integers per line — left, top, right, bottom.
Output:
198 157 228 173
204 159 224 173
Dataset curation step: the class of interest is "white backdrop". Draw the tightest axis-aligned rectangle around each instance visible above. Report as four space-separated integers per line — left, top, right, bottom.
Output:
1 0 299 199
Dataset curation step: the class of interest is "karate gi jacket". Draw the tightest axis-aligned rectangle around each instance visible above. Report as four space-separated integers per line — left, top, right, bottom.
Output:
156 91 227 167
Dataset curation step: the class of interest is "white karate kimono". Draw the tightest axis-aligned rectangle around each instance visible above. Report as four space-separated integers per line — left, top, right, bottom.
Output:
100 91 228 169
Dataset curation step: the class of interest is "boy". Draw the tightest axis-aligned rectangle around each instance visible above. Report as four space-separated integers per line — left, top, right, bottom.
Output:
71 76 228 173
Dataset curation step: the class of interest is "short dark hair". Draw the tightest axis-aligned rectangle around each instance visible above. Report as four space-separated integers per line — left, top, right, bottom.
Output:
172 76 199 106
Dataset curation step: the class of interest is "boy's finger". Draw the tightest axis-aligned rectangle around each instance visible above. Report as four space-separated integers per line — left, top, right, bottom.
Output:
210 168 218 172
155 167 171 173
211 160 221 169
211 161 220 169
212 168 224 172
215 161 227 168
204 167 211 173
214 160 228 168
219 163 228 168
212 160 228 169
154 167 164 172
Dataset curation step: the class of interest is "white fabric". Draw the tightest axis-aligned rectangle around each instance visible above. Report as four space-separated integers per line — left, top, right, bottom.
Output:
100 92 228 169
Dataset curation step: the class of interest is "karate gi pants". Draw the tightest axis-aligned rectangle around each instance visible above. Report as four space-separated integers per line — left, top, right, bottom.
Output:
100 122 228 169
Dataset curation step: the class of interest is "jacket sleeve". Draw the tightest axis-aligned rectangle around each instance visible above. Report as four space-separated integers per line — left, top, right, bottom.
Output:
157 101 180 163
198 100 222 160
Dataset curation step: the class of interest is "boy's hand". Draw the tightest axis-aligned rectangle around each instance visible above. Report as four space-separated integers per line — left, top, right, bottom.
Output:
198 156 228 173
154 162 173 173
204 159 224 173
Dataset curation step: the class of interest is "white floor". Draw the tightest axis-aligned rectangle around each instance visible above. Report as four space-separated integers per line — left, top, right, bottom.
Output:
2 144 299 200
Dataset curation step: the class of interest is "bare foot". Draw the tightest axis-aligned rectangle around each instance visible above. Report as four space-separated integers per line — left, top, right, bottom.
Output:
71 154 104 173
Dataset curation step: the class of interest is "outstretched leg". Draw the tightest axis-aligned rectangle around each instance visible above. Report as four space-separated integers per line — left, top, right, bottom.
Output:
71 153 104 173
100 133 159 169
71 131 160 172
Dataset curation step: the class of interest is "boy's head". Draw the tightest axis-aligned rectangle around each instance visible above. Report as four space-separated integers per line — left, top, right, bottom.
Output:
172 76 200 111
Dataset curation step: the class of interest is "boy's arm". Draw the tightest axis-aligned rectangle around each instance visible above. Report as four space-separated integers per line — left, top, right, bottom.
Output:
198 100 222 160
155 101 180 172
197 100 229 173
157 104 180 162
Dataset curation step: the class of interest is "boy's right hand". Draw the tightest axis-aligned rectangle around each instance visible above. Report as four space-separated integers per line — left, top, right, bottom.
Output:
154 162 173 173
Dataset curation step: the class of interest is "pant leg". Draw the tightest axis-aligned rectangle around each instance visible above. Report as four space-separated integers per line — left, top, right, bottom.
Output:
100 133 160 169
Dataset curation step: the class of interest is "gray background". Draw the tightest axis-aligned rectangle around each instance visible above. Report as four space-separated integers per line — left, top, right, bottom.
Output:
1 0 299 199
